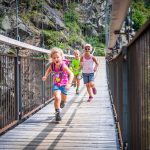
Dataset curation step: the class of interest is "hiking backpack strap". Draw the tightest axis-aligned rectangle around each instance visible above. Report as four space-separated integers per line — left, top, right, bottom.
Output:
51 62 63 72
59 63 63 71
51 63 55 71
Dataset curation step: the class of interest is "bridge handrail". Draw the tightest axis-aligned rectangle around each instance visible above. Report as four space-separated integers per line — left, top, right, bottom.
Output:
0 34 74 58
106 18 150 149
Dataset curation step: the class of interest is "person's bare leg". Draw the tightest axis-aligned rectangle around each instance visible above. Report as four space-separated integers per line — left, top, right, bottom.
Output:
76 78 80 94
86 83 93 97
77 78 80 89
53 90 61 121
53 90 61 109
60 93 67 108
89 81 97 95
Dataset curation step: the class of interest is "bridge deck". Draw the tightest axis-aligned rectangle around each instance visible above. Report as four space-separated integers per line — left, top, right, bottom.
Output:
0 57 120 150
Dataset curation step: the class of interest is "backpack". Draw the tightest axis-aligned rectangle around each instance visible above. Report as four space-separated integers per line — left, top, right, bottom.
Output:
63 59 71 67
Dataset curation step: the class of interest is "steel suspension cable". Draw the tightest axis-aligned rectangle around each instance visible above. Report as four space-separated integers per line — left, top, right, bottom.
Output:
16 0 20 41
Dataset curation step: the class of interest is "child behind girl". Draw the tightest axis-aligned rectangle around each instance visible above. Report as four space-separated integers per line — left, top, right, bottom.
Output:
70 50 82 94
80 44 99 102
42 47 74 121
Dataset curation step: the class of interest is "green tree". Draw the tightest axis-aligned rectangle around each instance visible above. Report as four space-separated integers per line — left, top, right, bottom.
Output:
131 1 150 31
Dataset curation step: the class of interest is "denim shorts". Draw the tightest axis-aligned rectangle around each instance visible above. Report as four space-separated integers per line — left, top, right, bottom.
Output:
82 73 94 84
52 84 68 95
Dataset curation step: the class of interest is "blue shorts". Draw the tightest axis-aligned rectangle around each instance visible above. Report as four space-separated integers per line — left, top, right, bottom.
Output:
52 84 68 95
82 73 94 84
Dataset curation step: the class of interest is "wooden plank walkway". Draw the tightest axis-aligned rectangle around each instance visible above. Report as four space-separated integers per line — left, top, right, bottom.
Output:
0 57 120 150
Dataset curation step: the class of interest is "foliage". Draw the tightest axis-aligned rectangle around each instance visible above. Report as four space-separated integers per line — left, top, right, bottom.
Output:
42 5 82 50
94 47 105 56
42 30 70 50
20 0 43 11
68 34 81 45
55 42 70 50
64 10 79 24
66 21 81 34
55 3 63 10
31 0 43 11
64 9 80 34
131 1 150 31
85 36 105 56
81 24 93 36
21 11 41 22
42 30 63 48
64 4 105 54
64 6 82 47
133 0 150 8
94 44 105 56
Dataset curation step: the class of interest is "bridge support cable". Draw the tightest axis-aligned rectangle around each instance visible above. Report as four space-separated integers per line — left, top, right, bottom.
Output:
104 0 111 52
40 0 46 104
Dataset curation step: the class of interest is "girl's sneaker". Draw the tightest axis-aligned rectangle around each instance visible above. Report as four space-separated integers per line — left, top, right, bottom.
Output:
56 112 61 121
76 88 79 94
92 87 97 95
87 96 93 102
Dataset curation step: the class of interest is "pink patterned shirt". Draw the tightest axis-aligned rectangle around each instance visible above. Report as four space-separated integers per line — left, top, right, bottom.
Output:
82 56 94 74
51 62 68 86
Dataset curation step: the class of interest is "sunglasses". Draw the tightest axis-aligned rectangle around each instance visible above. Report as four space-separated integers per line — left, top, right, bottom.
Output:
85 48 91 51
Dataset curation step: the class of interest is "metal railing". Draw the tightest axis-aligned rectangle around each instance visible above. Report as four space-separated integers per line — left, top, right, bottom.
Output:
0 54 17 131
0 34 73 135
0 53 53 135
106 18 150 150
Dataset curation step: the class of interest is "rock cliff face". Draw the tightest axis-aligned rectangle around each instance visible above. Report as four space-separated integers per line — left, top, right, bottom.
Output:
0 0 105 54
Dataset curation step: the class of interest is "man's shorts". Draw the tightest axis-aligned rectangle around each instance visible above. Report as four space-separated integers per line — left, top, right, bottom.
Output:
52 84 68 95
82 73 94 84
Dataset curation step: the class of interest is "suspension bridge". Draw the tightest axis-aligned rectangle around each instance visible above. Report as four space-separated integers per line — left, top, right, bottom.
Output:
0 0 150 150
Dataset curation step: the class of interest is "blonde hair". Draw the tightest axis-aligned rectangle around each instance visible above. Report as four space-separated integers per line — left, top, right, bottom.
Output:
84 43 92 51
73 49 80 55
48 47 64 60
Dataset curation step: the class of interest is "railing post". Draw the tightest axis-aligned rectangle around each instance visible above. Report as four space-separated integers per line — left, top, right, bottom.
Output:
122 46 130 149
15 48 22 120
42 57 46 104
